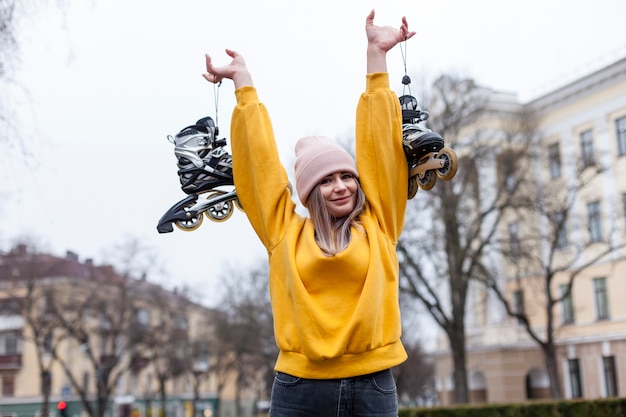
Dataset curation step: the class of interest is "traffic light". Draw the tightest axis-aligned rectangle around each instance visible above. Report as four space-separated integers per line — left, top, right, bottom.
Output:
57 401 68 417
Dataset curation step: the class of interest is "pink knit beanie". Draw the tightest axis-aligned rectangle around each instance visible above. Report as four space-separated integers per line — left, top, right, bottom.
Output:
294 136 358 205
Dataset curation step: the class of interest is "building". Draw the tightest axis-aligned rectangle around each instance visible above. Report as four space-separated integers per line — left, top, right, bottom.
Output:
433 55 626 404
0 245 263 417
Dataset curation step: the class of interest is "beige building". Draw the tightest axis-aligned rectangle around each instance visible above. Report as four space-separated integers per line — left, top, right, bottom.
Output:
434 55 626 404
0 246 263 417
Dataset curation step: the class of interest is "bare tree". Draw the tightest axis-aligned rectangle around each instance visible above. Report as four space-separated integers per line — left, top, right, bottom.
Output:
186 313 214 417
138 285 192 417
392 339 435 407
0 0 73 147
213 261 277 416
100 236 163 282
56 267 140 417
397 74 525 404
0 241 141 417
479 145 626 399
0 241 63 417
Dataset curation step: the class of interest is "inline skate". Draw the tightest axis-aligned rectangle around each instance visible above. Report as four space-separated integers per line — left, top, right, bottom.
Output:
156 116 242 233
400 77 458 199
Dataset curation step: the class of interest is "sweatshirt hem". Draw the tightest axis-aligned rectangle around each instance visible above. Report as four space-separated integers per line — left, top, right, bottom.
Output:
274 340 407 379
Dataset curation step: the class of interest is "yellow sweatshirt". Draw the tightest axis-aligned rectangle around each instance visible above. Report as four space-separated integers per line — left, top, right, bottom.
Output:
230 73 409 379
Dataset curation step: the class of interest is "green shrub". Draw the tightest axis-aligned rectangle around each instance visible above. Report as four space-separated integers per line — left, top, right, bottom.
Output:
401 398 626 417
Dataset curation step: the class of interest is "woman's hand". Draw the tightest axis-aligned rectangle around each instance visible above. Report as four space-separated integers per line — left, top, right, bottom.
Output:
366 10 415 52
203 48 253 88
365 10 416 73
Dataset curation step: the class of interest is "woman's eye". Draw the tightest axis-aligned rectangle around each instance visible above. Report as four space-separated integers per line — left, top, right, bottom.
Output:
342 174 353 180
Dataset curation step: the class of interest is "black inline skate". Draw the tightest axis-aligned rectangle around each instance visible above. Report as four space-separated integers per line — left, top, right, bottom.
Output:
156 117 242 233
399 76 457 199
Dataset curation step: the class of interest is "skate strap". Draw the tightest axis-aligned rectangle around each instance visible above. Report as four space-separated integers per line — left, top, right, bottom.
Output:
398 95 418 110
402 109 420 122
179 124 210 136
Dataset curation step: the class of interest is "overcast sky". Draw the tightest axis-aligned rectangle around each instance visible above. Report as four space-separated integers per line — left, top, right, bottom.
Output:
1 0 625 306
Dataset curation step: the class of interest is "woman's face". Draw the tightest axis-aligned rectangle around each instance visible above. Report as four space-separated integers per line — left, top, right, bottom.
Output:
319 172 358 218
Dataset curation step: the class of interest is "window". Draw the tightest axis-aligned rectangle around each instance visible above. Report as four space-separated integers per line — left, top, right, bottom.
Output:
617 116 626 156
0 332 18 355
1 374 15 397
509 222 521 258
136 308 150 326
502 153 517 191
174 314 188 330
587 201 603 243
623 193 626 232
552 211 568 249
513 290 525 324
548 143 562 179
603 356 619 397
568 358 583 398
593 277 610 320
82 371 90 394
580 129 595 167
43 332 53 354
505 168 517 191
0 298 22 315
561 284 575 324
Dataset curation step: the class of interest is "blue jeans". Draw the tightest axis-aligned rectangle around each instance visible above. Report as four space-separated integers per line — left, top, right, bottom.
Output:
268 369 398 417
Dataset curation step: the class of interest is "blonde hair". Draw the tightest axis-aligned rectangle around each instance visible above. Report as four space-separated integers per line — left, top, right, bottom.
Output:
306 180 366 255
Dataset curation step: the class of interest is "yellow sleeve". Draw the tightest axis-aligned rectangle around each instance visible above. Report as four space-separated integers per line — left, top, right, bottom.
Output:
355 73 408 241
230 86 298 250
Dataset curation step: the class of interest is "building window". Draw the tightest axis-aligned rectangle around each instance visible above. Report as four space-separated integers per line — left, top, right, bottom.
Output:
1 374 15 397
622 193 626 233
617 116 626 156
509 222 521 258
513 290 525 324
0 332 18 355
136 308 151 326
43 332 53 354
552 211 568 249
587 201 603 243
561 284 575 324
548 143 562 179
603 356 619 397
568 358 583 398
499 150 519 191
83 371 90 393
580 129 595 167
593 277 610 320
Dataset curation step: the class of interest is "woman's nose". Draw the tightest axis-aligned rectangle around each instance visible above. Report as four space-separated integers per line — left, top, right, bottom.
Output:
334 179 348 191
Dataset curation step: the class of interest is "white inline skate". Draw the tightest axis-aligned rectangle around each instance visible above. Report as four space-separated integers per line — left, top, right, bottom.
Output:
157 117 242 233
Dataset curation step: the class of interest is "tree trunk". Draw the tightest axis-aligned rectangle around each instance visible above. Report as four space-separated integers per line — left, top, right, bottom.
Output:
450 328 469 404
543 341 562 399
41 370 51 417
159 377 167 417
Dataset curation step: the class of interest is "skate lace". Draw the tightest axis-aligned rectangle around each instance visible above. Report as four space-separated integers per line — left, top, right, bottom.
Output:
177 143 233 193
402 123 430 145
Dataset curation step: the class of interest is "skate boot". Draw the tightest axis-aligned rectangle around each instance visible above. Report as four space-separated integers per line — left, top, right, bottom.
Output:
157 117 242 234
399 95 458 199
174 117 233 194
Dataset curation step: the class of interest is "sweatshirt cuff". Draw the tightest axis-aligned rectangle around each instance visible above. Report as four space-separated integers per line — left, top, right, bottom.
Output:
234 86 259 105
366 72 390 91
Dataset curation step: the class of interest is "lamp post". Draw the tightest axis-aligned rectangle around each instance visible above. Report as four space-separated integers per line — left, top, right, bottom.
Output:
192 359 210 417
40 351 53 417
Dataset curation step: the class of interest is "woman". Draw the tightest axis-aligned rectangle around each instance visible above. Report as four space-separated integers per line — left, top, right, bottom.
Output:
203 9 414 417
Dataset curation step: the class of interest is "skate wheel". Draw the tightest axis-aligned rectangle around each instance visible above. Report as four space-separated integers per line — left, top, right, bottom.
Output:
436 147 458 181
234 198 245 212
175 201 204 232
417 170 437 190
204 191 234 222
408 176 419 200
